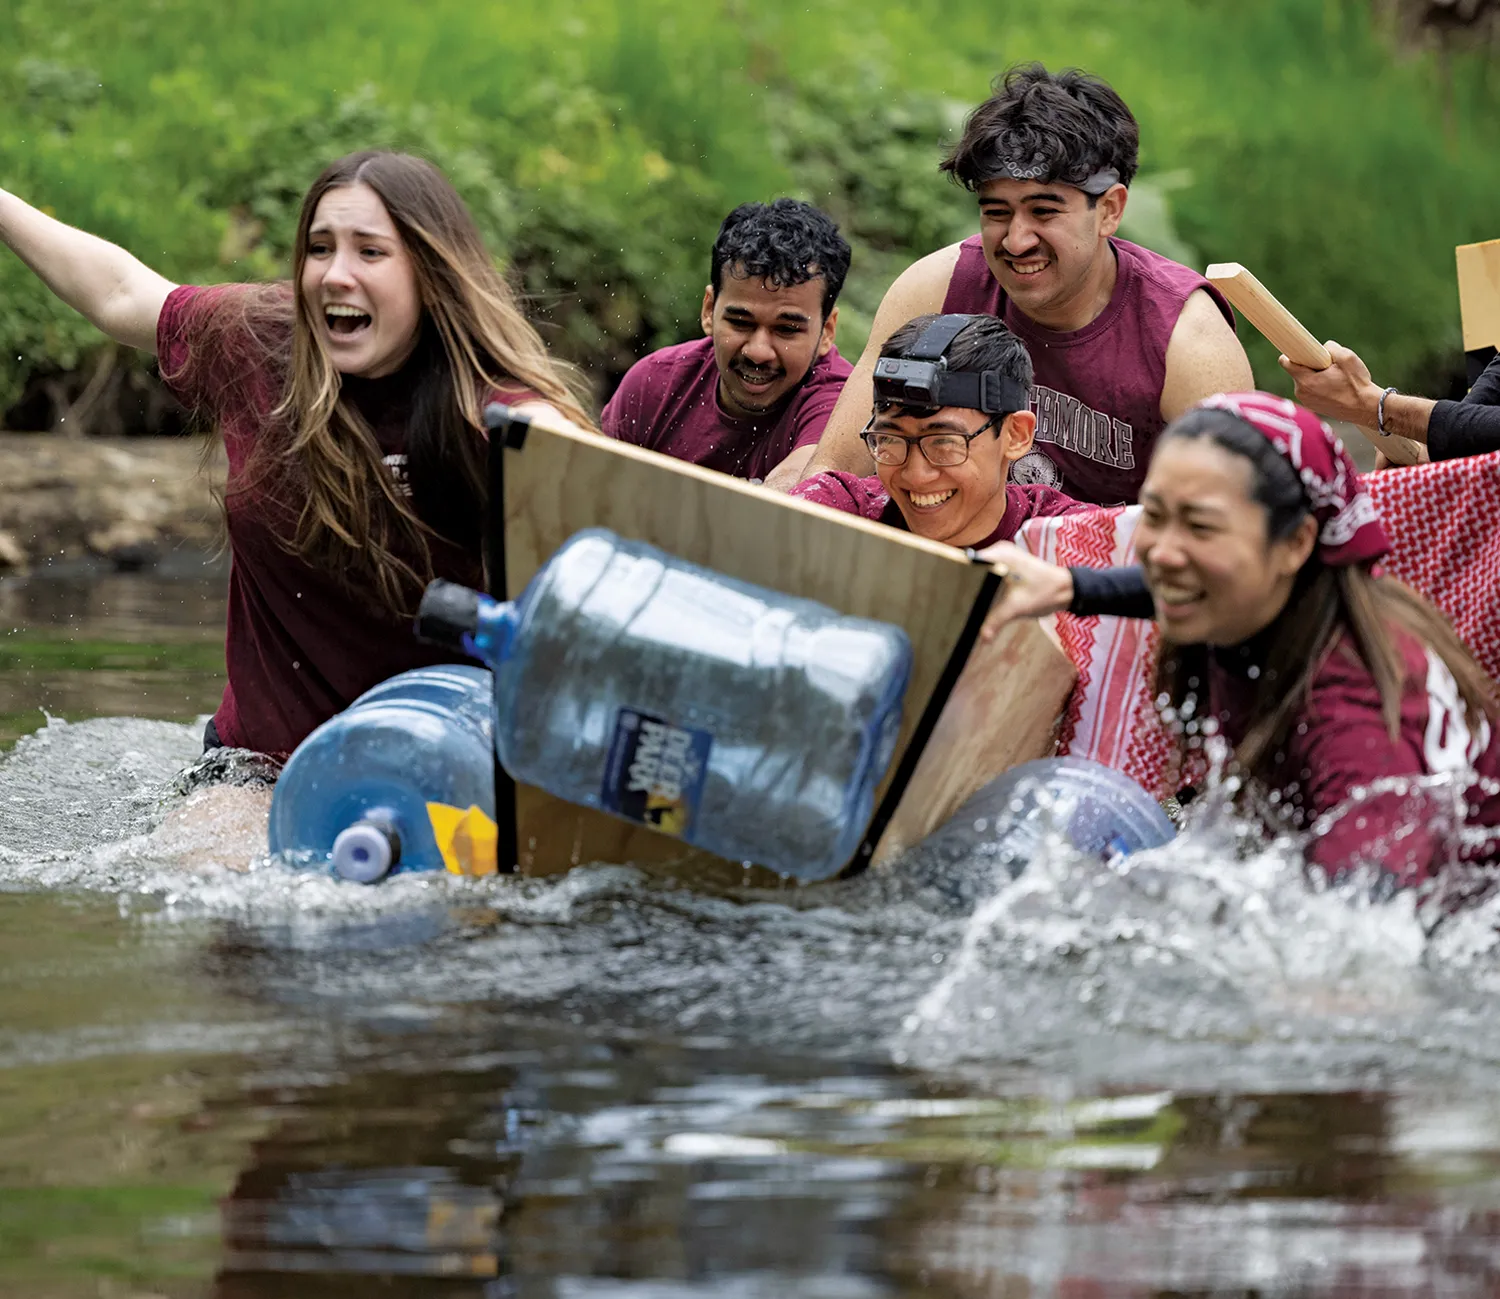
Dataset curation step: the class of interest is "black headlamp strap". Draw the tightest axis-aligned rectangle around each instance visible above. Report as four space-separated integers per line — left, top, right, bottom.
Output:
908 314 972 361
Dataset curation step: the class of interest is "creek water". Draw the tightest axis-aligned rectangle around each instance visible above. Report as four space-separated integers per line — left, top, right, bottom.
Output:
6 564 1500 1296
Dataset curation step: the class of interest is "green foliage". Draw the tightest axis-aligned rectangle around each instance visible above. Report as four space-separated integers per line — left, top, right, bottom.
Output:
3 0 1500 420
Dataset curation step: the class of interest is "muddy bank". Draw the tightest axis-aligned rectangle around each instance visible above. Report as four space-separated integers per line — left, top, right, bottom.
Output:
0 434 225 571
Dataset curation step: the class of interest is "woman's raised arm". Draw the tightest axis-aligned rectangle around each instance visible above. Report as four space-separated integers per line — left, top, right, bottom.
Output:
0 187 177 354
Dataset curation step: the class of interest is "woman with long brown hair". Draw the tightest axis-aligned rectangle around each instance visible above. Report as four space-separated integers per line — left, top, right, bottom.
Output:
0 151 592 758
976 392 1500 883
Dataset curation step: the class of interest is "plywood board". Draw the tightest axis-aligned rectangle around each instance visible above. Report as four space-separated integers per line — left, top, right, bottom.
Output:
1456 238 1500 353
499 412 1077 878
871 613 1077 867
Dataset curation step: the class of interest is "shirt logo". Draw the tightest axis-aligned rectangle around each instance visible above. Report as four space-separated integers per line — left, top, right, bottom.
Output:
1009 449 1064 488
383 453 412 497
1031 384 1135 470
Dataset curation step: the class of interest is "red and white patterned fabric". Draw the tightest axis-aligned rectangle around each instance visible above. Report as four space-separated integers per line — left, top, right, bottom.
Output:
1365 450 1500 683
1015 449 1500 797
1016 505 1179 798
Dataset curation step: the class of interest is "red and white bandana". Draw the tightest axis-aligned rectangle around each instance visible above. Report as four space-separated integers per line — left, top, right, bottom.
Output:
1193 392 1390 567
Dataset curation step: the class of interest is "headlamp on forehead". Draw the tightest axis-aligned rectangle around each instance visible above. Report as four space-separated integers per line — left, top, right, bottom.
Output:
872 314 1028 416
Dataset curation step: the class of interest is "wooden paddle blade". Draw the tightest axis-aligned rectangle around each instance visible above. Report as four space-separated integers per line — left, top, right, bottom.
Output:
1206 262 1425 467
1206 262 1332 370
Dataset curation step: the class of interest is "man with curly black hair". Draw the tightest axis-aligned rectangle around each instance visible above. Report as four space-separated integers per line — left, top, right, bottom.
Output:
801 64 1252 506
602 198 853 483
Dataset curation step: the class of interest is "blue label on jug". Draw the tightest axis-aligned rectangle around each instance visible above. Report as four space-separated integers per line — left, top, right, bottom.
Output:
601 708 712 839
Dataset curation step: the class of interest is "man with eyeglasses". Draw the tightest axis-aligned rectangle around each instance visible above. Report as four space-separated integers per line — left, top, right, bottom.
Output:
789 313 1092 546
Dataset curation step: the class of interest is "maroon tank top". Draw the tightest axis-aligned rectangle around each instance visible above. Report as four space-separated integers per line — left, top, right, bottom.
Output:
941 236 1234 505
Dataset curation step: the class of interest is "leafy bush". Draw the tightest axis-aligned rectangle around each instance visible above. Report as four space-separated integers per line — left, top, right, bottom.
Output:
3 0 1500 427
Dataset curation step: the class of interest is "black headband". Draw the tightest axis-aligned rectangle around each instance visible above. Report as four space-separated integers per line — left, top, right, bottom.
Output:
872 315 1029 416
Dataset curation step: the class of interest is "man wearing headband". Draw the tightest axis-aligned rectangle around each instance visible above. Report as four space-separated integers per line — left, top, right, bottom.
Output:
798 63 1252 507
788 314 1092 545
976 393 1500 884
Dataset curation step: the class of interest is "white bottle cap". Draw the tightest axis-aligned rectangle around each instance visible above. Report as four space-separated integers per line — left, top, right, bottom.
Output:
331 822 395 883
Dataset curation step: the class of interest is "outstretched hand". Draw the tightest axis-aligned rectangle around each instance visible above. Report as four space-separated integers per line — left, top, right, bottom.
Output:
1279 341 1381 429
973 541 1075 643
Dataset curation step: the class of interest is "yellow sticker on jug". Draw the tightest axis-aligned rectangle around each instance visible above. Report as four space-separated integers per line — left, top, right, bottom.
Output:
427 801 500 876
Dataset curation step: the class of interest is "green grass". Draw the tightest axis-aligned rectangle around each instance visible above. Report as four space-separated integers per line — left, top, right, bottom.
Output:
0 636 224 674
3 0 1498 409
0 1185 222 1286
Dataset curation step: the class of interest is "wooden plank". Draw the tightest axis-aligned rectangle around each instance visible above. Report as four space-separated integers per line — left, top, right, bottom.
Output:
1206 262 1330 369
1205 262 1424 468
1456 238 1500 353
499 411 1077 879
872 612 1075 867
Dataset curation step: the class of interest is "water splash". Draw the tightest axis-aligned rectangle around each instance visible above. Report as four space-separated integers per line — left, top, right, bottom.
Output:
5 716 1500 1088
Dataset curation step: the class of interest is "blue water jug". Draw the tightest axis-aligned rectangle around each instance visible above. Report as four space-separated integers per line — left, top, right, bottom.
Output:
267 664 495 881
927 756 1177 873
417 528 913 880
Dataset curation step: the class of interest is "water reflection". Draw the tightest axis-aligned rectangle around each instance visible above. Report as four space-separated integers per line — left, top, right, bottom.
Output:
0 555 227 746
195 1020 1500 1297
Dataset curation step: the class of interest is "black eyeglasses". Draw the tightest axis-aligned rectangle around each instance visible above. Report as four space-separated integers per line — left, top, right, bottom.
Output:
861 414 1002 468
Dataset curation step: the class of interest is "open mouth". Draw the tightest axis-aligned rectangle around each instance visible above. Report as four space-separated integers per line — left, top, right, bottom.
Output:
733 366 784 391
325 304 373 338
906 488 956 511
1150 579 1206 617
1003 256 1050 279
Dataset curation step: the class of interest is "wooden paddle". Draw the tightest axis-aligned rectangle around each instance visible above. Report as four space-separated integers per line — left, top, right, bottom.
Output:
1206 262 1425 467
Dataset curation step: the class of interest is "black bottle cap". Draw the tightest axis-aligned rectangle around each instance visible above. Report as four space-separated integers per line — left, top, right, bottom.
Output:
414 579 483 652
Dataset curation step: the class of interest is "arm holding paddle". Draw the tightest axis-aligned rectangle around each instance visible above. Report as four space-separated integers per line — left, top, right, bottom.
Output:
1205 262 1426 467
1284 343 1500 466
0 186 175 354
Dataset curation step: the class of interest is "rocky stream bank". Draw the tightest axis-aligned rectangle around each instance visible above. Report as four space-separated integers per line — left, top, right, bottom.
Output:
0 434 225 572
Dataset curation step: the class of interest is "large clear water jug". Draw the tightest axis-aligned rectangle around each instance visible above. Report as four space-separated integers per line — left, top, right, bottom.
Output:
418 528 912 880
267 664 494 881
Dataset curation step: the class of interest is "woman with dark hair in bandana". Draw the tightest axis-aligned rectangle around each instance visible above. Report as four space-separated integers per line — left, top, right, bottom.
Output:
977 392 1500 883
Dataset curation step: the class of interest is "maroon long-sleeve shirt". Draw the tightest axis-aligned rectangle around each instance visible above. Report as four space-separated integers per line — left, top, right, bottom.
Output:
1209 628 1500 883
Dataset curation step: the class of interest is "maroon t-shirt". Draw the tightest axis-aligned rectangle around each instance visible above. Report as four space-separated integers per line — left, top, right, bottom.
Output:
788 470 1091 547
601 336 852 480
942 236 1234 506
158 283 535 758
1210 628 1500 882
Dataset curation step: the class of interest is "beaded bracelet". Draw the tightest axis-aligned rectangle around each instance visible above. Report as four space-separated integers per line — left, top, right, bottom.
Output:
1377 386 1399 437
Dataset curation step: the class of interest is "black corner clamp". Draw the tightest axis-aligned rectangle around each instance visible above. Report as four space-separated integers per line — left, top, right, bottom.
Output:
484 402 533 450
481 403 525 874
839 564 1004 879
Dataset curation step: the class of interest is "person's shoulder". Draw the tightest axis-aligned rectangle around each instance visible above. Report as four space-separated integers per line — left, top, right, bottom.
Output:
882 242 968 306
159 281 289 339
1113 238 1209 292
1008 482 1094 517
806 345 854 386
157 281 292 408
1307 625 1427 706
625 336 714 381
604 338 713 438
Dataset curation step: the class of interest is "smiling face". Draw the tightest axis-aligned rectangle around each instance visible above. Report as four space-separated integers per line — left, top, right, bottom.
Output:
871 404 1037 547
976 178 1126 331
701 267 836 418
298 182 423 379
1136 437 1317 647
